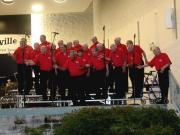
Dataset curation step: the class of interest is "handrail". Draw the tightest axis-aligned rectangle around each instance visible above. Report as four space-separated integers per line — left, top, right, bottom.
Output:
169 71 180 115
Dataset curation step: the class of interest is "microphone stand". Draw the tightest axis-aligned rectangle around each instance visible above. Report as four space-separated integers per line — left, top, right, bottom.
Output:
103 26 107 102
131 34 139 105
22 34 29 108
50 32 58 105
51 32 58 75
22 45 26 107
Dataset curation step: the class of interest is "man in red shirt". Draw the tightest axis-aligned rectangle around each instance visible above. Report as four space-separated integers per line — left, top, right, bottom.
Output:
27 45 55 100
82 44 91 60
55 44 69 99
126 40 148 99
109 43 127 101
39 35 51 53
66 41 73 55
89 36 99 51
13 38 33 95
82 44 92 99
90 43 109 99
138 46 172 104
110 37 128 101
63 50 88 105
31 42 41 95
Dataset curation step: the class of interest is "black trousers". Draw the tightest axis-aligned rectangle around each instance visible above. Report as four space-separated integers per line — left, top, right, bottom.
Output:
92 69 107 99
112 67 128 98
83 74 91 99
70 75 86 105
33 65 40 95
106 63 114 92
17 64 32 95
158 68 169 102
49 69 58 100
129 66 144 98
57 69 68 99
40 70 57 100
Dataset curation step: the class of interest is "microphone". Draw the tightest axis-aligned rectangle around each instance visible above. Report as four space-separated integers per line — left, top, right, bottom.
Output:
134 34 136 38
52 32 59 35
103 25 105 31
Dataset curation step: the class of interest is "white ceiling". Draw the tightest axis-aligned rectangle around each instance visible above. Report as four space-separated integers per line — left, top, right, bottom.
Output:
0 0 92 15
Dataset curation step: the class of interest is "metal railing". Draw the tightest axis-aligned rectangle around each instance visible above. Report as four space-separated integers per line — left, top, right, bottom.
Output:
169 71 180 115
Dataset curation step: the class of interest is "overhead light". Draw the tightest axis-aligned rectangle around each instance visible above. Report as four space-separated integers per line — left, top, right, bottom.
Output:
32 4 43 12
54 0 66 4
1 0 14 5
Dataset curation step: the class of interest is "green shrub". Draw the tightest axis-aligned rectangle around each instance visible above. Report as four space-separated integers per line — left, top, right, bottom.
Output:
24 127 43 135
54 107 180 135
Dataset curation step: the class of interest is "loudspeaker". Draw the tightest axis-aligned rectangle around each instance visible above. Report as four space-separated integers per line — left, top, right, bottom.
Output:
165 8 175 29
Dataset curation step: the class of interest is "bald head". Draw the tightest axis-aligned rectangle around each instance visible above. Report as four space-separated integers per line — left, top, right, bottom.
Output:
73 40 79 46
151 46 161 56
82 43 89 51
40 35 46 43
34 42 40 50
20 38 27 48
67 42 72 49
114 37 121 45
58 40 64 47
110 44 117 52
97 43 104 51
126 40 134 52
91 36 98 44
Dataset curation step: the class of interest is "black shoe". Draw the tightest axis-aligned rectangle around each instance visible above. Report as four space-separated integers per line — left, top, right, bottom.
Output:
156 99 164 104
102 94 108 99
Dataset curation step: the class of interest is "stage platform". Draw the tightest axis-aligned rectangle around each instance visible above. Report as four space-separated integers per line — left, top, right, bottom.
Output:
0 87 162 108
0 105 167 118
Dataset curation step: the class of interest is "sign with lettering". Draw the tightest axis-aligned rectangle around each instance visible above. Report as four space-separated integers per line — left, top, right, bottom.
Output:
0 34 31 54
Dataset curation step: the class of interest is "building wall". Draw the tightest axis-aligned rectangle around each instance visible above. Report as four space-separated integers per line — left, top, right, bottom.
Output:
32 5 93 43
41 6 93 45
93 0 180 83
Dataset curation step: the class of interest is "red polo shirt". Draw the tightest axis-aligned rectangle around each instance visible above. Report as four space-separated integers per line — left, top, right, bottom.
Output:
67 48 73 56
55 52 68 68
33 53 53 71
111 44 127 66
90 52 106 71
89 42 99 51
31 49 40 59
110 49 125 67
148 53 172 71
73 44 82 51
55 48 60 55
64 56 86 77
83 49 91 61
13 45 33 64
127 45 143 65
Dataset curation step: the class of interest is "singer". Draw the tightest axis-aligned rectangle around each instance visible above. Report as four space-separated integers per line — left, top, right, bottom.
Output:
13 38 33 95
137 46 172 104
126 40 148 98
110 37 128 104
